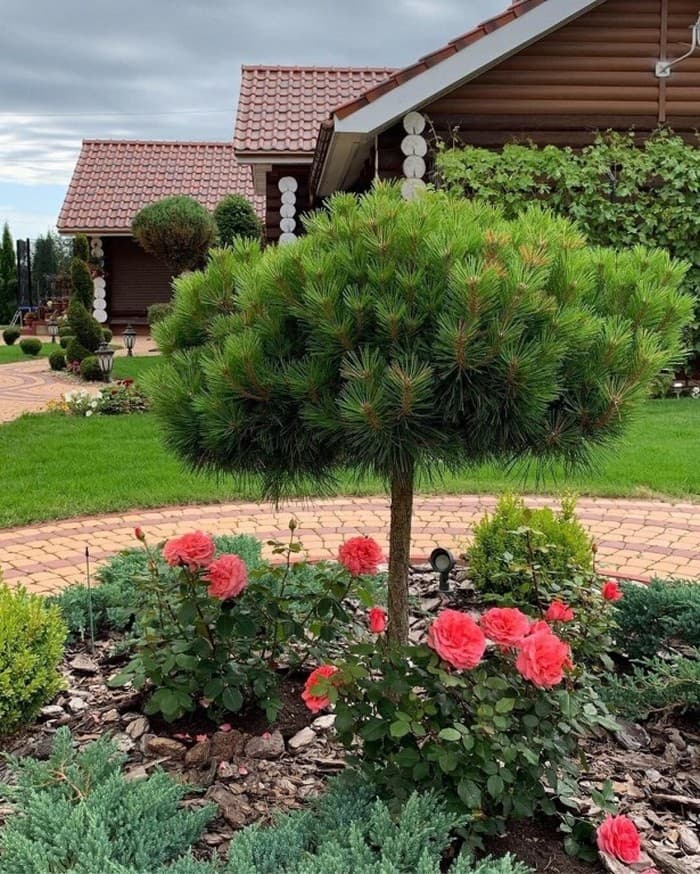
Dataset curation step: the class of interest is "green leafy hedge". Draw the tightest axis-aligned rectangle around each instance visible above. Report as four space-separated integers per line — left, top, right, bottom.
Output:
436 130 700 360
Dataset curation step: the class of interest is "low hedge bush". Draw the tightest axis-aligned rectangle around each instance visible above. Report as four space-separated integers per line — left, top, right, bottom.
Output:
102 327 113 342
59 334 73 349
80 355 103 381
604 654 700 720
466 496 594 604
2 327 20 345
614 579 700 659
147 302 173 325
64 337 90 363
19 337 42 356
0 579 66 736
49 350 66 371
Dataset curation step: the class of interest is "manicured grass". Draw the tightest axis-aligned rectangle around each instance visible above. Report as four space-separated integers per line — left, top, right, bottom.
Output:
0 342 53 364
0 400 697 529
111 355 160 382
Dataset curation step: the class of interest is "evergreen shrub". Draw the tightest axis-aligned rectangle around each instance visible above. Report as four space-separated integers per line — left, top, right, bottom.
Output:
613 579 700 659
49 350 66 371
59 334 73 349
72 233 89 262
466 496 593 603
19 337 42 356
64 337 90 363
604 654 700 720
66 297 102 352
70 256 94 310
214 194 262 246
147 302 173 325
0 579 66 735
2 327 20 345
132 196 217 275
102 327 113 342
80 355 102 381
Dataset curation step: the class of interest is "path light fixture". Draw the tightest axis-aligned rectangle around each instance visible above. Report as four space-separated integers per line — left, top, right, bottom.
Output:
430 547 455 593
123 324 136 357
672 380 686 399
96 342 114 383
656 13 700 77
47 317 58 344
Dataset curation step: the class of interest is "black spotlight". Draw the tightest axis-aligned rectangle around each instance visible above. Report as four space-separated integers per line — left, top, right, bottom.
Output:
429 547 455 593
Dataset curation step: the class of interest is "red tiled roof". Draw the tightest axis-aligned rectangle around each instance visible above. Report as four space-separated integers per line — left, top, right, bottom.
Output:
333 0 548 119
234 66 396 154
58 140 265 234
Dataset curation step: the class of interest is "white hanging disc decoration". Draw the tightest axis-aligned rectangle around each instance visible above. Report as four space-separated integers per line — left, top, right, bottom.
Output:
93 277 106 292
93 310 108 324
281 190 297 206
401 134 428 157
279 232 298 246
278 176 298 194
280 217 296 233
401 178 427 201
403 111 426 135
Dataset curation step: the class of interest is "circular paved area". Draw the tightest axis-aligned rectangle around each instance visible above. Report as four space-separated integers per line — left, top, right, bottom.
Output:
1 495 698 595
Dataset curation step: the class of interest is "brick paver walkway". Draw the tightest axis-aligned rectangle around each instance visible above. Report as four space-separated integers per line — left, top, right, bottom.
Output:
1 495 698 595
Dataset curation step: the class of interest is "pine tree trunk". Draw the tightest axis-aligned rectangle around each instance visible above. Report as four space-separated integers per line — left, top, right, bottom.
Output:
387 462 415 644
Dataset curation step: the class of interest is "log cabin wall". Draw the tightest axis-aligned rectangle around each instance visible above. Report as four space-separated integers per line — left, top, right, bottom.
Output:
265 165 311 243
376 0 700 176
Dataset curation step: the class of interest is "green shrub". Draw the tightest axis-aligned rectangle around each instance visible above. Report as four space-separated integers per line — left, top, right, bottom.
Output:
132 195 217 275
80 355 103 381
70 256 94 309
0 727 215 873
49 350 66 371
214 194 262 246
2 327 20 345
66 297 102 352
59 334 74 349
19 337 42 356
58 323 74 338
147 302 173 325
97 380 150 415
603 654 700 720
102 327 113 342
466 496 593 604
72 233 90 262
0 580 66 736
64 337 90 363
613 579 700 659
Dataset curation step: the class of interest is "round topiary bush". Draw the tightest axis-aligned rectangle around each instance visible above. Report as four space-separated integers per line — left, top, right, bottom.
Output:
0 579 66 736
80 355 103 381
214 194 262 245
59 335 74 349
2 327 20 345
65 338 90 363
19 337 42 356
102 328 113 343
147 302 172 326
49 350 66 371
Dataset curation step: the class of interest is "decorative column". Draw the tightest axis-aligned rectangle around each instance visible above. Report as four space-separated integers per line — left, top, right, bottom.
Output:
89 236 107 323
401 112 428 201
278 176 298 245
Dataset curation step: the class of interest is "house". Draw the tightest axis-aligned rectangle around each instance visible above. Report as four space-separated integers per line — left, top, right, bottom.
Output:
58 0 700 324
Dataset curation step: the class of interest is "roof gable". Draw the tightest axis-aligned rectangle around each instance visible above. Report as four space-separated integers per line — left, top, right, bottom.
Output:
58 140 264 235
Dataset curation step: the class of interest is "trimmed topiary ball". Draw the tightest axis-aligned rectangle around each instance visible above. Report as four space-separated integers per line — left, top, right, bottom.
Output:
2 327 20 345
66 297 102 352
214 193 262 245
80 355 103 381
49 350 66 371
59 335 74 349
65 338 90 363
0 579 66 736
19 337 42 356
101 327 113 343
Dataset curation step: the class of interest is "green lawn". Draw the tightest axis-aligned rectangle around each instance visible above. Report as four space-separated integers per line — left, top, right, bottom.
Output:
0 342 53 364
0 400 697 529
111 355 160 382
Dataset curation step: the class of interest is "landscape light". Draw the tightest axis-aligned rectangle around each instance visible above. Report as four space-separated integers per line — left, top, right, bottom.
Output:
123 324 136 357
96 342 114 383
430 547 455 593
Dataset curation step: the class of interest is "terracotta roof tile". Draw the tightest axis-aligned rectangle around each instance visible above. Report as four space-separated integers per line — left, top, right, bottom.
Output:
333 0 549 120
234 66 396 154
58 140 264 234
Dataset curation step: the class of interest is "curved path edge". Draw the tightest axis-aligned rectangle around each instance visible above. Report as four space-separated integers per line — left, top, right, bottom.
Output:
1 494 698 595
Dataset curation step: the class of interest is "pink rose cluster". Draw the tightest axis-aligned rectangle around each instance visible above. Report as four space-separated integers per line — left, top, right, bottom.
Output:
159 530 248 601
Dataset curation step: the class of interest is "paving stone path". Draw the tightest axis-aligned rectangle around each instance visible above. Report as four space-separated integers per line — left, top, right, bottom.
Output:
1 494 698 595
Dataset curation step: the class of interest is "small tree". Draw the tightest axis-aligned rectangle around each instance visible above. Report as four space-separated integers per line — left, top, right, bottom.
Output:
72 234 90 262
148 185 693 642
66 298 102 353
132 196 217 276
0 222 17 322
214 194 262 246
70 257 94 310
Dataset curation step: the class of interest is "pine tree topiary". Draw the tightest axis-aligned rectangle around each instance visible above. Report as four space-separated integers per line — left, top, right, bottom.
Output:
132 196 217 275
214 194 262 246
66 297 103 353
73 234 90 262
148 184 693 642
64 337 90 363
70 256 94 309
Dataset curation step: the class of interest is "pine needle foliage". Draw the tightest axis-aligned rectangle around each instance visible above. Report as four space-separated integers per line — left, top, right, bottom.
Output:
148 184 693 641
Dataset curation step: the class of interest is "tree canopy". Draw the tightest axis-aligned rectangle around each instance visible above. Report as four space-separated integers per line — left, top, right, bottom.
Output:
148 184 693 640
132 196 217 276
214 194 262 246
0 223 17 322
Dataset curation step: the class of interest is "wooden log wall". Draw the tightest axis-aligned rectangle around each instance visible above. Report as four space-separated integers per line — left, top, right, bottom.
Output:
265 165 311 243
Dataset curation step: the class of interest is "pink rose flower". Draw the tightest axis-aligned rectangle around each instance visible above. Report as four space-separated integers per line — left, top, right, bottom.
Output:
602 580 623 602
515 629 572 688
545 600 575 622
338 536 384 576
528 619 551 636
368 606 387 634
301 665 339 713
427 610 486 670
480 607 531 647
596 815 641 864
204 554 248 600
163 531 216 571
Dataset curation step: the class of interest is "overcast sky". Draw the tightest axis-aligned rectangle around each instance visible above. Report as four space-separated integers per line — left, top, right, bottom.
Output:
0 0 505 239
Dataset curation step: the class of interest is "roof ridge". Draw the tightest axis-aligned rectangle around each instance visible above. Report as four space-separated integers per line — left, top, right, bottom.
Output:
82 138 236 147
240 64 397 73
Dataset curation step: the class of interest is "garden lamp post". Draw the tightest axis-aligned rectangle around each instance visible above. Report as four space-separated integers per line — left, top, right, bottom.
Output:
123 324 136 357
672 380 685 399
47 317 58 344
430 547 455 593
96 342 114 383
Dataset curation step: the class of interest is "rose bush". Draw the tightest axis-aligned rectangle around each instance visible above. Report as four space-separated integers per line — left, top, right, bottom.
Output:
326 605 618 847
